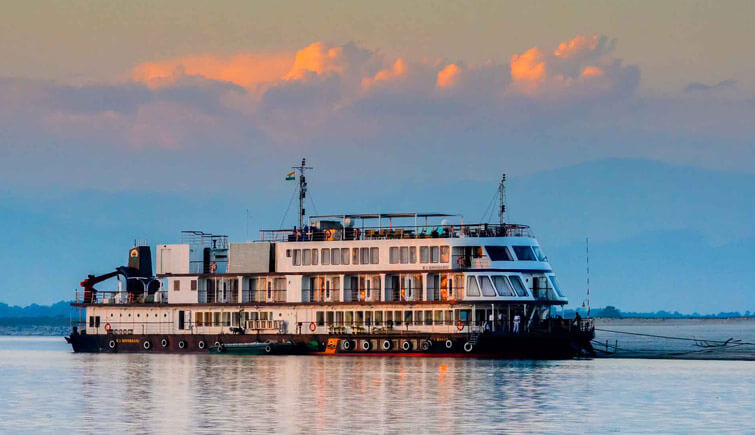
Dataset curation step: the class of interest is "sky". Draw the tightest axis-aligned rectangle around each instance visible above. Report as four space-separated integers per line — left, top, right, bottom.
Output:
0 1 754 311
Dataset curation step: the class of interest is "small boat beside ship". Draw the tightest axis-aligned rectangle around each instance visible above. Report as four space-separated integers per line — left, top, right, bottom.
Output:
66 159 594 358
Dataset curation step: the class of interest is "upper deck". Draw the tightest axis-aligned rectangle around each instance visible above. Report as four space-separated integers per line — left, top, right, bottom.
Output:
259 213 532 242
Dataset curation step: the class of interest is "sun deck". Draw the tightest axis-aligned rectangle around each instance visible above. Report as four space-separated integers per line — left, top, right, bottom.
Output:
260 213 532 242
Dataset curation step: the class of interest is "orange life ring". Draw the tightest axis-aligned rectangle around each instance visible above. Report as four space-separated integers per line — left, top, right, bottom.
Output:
104 322 112 333
456 320 465 331
309 322 317 332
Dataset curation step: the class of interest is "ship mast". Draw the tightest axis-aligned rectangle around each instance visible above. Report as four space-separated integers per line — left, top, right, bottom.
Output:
293 158 312 237
498 173 506 226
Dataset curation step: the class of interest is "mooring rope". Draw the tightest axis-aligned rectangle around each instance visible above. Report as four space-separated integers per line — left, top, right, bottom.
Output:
595 328 755 346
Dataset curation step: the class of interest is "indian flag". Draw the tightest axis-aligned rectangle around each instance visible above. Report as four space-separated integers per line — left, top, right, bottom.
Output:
286 171 295 181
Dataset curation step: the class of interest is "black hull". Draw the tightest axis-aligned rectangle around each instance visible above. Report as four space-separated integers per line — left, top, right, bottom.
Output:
66 329 594 359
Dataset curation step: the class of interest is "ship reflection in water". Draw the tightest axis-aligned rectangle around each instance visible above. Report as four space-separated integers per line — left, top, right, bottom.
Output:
1 337 754 433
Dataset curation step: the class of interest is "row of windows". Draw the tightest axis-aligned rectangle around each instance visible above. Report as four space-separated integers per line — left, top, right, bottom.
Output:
314 309 465 327
289 247 380 266
486 245 547 262
389 245 449 264
195 311 274 327
466 275 530 298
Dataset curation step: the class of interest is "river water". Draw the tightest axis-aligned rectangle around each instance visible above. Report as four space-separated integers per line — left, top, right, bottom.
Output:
1 320 753 433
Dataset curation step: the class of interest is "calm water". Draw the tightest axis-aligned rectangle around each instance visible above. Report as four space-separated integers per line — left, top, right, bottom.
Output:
1 323 754 434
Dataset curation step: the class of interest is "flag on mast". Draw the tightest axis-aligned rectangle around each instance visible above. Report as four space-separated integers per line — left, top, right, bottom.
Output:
286 171 295 181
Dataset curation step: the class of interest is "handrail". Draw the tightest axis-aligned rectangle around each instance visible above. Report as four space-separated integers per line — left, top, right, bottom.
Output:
259 223 533 242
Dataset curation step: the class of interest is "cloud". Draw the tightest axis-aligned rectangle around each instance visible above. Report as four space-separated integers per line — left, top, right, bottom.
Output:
2 35 754 192
684 79 737 93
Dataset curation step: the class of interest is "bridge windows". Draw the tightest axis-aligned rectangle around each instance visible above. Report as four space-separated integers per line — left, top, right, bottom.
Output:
509 275 529 297
466 275 481 296
480 276 497 297
493 275 515 296
485 246 513 261
321 248 330 265
512 246 537 261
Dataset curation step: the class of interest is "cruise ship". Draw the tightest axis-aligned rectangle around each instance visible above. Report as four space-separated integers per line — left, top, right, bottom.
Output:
66 160 594 358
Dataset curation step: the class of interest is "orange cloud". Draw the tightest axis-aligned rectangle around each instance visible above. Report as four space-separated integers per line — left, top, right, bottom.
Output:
436 63 461 88
285 42 349 80
510 47 546 93
362 58 408 88
581 66 604 78
554 35 601 58
131 53 294 90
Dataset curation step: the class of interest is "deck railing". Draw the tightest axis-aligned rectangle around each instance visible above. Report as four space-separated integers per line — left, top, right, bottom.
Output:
260 223 533 242
75 290 168 305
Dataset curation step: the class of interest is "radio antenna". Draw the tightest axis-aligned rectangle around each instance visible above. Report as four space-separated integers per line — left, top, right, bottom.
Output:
292 158 312 237
498 173 506 225
586 236 591 316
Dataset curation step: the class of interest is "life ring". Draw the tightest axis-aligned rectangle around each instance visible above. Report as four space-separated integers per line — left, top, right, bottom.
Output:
457 321 465 331
108 339 117 350
161 338 169 348
178 340 186 349
104 322 112 333
214 341 222 348
264 344 272 353
445 339 454 349
198 340 206 350
341 340 352 351
421 340 431 351
382 339 392 351
361 340 371 351
456 257 466 268
309 322 317 332
401 341 412 351
143 340 151 350
463 342 474 353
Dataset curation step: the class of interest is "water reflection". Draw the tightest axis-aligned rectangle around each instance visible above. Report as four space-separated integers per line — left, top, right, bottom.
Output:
0 337 753 433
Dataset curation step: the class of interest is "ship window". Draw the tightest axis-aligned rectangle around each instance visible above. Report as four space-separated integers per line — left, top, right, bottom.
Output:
372 277 380 296
345 311 353 325
311 249 318 265
389 247 399 264
353 248 359 264
512 246 537 261
322 248 330 265
293 249 301 266
466 276 481 296
174 280 181 291
316 311 325 326
286 249 291 258
509 275 529 297
434 310 442 324
370 247 379 264
400 247 409 264
486 246 513 261
410 247 417 264
196 312 203 327
356 311 364 325
303 249 312 265
374 311 383 325
480 276 496 297
326 311 334 325
213 312 221 326
341 248 350 265
420 246 429 263
335 311 343 325
394 311 402 326
424 310 432 325
191 280 197 291
430 246 440 263
549 276 564 297
532 246 546 261
361 248 370 265
404 311 413 325
440 246 450 263
331 249 340 265
493 275 515 296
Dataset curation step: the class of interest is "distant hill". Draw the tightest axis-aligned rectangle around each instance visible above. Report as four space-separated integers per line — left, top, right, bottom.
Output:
0 301 75 318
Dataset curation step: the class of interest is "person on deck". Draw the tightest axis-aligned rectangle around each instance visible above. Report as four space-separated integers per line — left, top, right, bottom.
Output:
513 314 521 333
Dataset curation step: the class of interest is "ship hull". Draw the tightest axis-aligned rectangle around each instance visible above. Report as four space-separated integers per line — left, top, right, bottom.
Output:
65 330 594 359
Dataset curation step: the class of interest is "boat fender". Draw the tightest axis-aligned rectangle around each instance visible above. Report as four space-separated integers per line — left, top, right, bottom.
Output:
445 340 454 349
161 338 169 348
382 340 392 351
108 339 117 350
178 340 186 349
361 340 371 351
342 340 352 351
457 321 465 331
421 340 431 351
309 322 317 332
198 340 206 350
143 340 151 350
264 345 272 353
463 342 474 353
401 341 412 351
